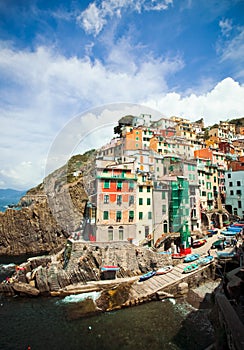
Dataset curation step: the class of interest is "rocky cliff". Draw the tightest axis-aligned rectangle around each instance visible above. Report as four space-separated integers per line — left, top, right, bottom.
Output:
0 150 96 256
0 241 172 297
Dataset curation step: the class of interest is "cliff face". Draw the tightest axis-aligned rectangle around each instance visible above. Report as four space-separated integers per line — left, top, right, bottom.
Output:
0 151 96 257
0 199 67 256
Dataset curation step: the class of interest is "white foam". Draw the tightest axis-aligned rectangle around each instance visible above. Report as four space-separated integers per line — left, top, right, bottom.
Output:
57 291 101 304
0 263 16 269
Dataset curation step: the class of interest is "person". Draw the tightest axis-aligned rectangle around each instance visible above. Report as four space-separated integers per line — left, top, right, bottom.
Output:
207 249 211 256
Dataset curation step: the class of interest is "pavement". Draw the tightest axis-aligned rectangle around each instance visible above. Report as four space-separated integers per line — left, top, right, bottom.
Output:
192 230 241 258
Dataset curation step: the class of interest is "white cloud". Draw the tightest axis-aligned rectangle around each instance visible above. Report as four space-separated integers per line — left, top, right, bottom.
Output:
219 27 244 64
0 41 244 190
0 41 182 189
219 18 232 37
77 0 173 36
143 77 244 126
216 21 244 79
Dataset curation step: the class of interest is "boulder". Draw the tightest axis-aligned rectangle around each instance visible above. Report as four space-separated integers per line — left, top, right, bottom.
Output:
35 267 49 293
12 282 40 296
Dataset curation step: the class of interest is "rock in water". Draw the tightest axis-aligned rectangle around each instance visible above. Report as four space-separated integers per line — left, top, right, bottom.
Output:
12 282 40 296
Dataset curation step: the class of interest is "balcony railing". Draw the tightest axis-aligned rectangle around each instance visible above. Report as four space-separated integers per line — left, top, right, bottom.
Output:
97 173 137 180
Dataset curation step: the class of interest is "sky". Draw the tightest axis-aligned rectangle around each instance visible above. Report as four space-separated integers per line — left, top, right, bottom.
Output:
1 0 244 190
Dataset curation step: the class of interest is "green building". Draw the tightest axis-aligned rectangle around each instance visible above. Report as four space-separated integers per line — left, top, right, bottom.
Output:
169 176 191 254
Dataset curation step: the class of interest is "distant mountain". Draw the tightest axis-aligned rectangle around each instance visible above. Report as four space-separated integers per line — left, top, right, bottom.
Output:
0 189 26 212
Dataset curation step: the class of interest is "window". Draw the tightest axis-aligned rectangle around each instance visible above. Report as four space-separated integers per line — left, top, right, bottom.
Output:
228 173 231 178
129 211 134 222
237 181 241 186
202 191 206 196
117 195 122 205
104 179 110 189
108 226 113 241
129 195 134 205
163 220 168 234
162 205 166 213
229 182 233 187
230 190 234 195
206 182 211 190
129 181 134 191
147 198 151 205
103 211 109 220
162 191 166 200
104 195 109 204
117 180 122 190
139 198 143 205
139 212 143 220
147 186 150 192
237 190 242 196
119 226 124 240
139 186 143 192
148 212 152 220
116 211 122 222
238 201 242 209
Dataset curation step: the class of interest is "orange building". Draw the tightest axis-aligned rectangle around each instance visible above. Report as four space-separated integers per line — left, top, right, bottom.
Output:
229 156 244 171
194 148 213 161
124 128 142 150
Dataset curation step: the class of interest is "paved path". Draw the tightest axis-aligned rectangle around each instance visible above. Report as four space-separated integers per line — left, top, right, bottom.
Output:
128 232 238 302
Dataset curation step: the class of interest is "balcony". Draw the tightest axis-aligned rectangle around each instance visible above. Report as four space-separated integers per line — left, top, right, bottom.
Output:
97 173 137 180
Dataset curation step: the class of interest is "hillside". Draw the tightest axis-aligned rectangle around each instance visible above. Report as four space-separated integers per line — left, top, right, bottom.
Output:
0 150 97 256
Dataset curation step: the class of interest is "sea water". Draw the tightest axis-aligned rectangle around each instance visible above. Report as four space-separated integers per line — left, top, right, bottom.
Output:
0 261 213 350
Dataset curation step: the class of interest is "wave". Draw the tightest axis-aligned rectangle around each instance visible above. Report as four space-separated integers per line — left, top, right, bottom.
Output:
56 291 101 304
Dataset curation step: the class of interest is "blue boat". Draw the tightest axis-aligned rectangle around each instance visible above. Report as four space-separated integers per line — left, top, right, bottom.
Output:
217 252 237 260
100 265 120 272
139 270 156 282
221 230 237 237
198 255 214 266
184 253 200 263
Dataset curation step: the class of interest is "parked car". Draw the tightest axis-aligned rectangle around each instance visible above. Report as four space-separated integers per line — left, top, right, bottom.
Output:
192 239 207 248
211 239 228 250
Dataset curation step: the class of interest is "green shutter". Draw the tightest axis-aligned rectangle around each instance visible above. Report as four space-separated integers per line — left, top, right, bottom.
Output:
104 179 110 189
103 211 109 220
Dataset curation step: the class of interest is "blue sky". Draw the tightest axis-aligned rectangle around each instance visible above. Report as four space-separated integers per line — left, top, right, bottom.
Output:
1 0 244 190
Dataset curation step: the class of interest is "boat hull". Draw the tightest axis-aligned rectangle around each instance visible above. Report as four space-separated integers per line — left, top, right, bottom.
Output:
156 266 173 275
139 270 156 282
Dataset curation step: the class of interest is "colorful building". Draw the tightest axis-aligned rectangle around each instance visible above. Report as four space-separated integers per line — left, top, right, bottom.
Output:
92 159 137 241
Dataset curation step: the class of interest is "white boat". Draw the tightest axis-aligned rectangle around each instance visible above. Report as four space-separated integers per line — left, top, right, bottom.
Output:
156 265 173 275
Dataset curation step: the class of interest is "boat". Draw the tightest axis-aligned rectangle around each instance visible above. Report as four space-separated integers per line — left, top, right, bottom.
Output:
198 255 214 266
172 253 186 259
221 230 237 237
184 253 200 263
182 262 199 274
100 265 120 272
192 239 206 248
207 229 218 235
139 270 156 282
156 265 173 275
216 252 237 260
